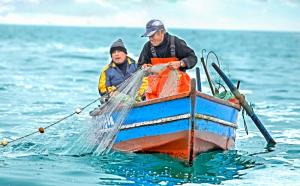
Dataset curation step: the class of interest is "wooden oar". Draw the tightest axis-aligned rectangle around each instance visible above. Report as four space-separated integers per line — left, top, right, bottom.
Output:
211 63 276 145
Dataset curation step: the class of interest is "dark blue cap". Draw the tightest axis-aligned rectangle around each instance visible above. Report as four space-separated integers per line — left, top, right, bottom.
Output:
141 19 165 37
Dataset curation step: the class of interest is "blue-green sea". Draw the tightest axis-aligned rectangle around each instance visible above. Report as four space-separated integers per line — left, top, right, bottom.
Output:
0 24 299 185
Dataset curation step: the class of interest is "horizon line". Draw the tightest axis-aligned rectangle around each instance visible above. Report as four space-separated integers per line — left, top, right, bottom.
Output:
1 23 300 34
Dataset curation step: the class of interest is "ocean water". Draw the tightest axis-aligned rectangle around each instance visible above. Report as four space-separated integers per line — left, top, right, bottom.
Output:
0 24 300 185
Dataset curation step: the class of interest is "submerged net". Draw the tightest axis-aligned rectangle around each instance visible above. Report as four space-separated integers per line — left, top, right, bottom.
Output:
66 64 180 156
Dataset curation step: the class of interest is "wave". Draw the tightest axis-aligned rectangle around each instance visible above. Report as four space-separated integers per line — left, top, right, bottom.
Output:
0 41 110 55
51 54 99 60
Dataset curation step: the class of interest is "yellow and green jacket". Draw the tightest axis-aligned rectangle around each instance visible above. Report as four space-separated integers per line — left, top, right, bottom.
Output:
98 57 138 95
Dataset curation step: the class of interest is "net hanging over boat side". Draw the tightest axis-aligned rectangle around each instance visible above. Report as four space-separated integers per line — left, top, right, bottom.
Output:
67 64 180 156
68 69 145 156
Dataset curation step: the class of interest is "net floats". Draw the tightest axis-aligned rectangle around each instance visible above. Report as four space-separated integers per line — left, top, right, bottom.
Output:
0 139 8 146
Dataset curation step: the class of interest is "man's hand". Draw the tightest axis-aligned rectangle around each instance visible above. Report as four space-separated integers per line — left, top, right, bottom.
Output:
167 61 182 70
105 86 117 97
109 90 119 97
142 64 153 75
142 64 152 69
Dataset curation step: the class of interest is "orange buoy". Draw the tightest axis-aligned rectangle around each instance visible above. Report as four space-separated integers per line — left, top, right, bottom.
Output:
38 127 45 133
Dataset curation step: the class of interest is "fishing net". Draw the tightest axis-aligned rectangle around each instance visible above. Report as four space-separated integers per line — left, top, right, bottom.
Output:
66 64 180 156
67 69 145 156
159 68 179 98
148 64 179 98
1 64 181 157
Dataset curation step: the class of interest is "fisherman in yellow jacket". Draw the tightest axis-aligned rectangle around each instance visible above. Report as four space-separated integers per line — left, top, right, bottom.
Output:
98 39 138 97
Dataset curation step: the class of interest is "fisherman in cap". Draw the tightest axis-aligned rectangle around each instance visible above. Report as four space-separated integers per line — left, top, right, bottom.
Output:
98 39 138 96
138 19 197 100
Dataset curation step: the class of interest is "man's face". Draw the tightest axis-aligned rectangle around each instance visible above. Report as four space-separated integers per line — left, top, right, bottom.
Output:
149 30 164 46
111 50 127 64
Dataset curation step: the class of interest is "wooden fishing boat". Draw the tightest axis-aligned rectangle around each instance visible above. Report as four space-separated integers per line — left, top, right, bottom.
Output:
91 79 240 163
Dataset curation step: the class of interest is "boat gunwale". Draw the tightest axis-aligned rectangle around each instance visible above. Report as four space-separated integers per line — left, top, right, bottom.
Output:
133 91 240 110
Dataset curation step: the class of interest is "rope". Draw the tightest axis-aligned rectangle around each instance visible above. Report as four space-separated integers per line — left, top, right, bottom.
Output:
242 108 249 135
0 97 101 147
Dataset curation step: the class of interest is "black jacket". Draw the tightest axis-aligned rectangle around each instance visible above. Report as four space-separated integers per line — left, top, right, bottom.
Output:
138 32 197 70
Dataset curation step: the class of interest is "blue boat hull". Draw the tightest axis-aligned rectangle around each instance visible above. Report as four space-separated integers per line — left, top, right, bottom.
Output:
113 87 240 162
